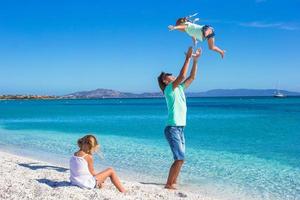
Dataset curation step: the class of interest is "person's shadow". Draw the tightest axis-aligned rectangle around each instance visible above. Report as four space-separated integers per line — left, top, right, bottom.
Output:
36 178 71 188
18 162 72 188
18 162 69 172
139 182 165 186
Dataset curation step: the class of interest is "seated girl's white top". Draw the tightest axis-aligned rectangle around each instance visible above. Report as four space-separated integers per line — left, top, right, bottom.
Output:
69 154 96 189
184 22 204 41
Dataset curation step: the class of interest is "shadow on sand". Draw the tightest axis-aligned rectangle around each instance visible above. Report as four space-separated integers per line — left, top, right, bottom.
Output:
36 178 71 188
18 162 69 172
139 182 165 186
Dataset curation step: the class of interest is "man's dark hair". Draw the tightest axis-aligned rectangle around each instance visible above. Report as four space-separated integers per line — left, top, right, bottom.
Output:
157 72 172 93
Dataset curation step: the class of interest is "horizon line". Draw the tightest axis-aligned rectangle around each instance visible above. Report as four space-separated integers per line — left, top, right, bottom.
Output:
1 88 300 96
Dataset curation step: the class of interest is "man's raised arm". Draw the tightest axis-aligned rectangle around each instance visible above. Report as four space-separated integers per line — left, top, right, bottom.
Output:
184 48 202 89
172 47 193 90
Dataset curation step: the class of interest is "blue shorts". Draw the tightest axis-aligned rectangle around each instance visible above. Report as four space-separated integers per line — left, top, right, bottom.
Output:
164 126 185 160
202 25 215 40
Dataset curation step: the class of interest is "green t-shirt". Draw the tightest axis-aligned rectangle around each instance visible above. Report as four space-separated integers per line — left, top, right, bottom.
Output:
164 83 187 126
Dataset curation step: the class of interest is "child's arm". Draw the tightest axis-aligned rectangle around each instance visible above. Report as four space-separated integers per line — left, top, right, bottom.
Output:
168 24 186 31
85 155 97 176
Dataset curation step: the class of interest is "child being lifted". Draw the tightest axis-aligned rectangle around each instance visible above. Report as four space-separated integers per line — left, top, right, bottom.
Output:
168 13 225 59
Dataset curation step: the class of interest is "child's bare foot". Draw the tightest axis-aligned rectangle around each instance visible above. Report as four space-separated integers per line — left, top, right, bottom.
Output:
165 184 177 190
220 50 226 59
120 188 126 193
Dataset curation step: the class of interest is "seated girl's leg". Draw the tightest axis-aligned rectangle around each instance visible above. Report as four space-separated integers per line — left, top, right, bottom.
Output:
94 168 126 192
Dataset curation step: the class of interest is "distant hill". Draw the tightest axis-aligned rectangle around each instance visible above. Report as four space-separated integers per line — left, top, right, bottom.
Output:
188 89 300 97
63 89 137 98
63 88 163 98
62 88 300 99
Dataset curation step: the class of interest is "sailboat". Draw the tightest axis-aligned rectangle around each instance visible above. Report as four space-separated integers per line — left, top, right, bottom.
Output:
273 82 286 98
274 90 286 98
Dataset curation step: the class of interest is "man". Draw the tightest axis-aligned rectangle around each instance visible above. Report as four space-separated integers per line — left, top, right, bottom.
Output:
157 46 201 189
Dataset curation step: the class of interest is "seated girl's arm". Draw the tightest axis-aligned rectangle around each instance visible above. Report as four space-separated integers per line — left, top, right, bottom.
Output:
85 155 97 176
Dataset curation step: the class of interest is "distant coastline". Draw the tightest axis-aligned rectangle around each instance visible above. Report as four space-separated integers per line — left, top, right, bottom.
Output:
0 95 58 100
1 88 300 100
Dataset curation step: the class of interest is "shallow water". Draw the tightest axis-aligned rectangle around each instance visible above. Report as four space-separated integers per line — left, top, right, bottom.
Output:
0 97 299 200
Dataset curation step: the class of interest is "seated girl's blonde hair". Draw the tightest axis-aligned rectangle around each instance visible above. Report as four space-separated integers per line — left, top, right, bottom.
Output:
77 135 99 154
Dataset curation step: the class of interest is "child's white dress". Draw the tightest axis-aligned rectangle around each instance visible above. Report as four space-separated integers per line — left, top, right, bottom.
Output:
69 154 96 189
184 22 205 41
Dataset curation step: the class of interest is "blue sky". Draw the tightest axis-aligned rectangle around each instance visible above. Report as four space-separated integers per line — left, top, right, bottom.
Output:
0 0 299 95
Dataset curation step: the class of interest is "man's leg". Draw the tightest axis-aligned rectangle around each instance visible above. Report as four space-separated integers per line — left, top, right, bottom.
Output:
165 160 184 189
164 126 185 189
172 160 184 185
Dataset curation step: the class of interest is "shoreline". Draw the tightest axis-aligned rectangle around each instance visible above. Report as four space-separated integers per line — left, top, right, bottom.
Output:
0 150 215 200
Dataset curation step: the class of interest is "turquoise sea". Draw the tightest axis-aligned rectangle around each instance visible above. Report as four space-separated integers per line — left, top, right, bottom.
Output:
0 97 299 200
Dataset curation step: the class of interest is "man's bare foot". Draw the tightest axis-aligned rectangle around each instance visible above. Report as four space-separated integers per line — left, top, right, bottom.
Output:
165 184 177 190
172 183 178 189
220 50 226 59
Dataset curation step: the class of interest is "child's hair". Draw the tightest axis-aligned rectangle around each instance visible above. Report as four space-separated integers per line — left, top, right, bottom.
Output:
175 13 199 26
77 134 99 154
176 17 189 26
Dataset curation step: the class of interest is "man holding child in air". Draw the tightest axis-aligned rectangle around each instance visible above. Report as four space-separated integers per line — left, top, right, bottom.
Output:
158 47 201 189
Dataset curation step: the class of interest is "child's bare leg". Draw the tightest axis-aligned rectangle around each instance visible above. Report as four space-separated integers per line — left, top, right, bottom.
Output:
192 36 198 47
207 37 225 58
95 168 126 192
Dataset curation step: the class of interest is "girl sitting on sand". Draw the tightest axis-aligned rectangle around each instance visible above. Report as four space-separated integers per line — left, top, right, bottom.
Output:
168 14 225 58
69 134 125 192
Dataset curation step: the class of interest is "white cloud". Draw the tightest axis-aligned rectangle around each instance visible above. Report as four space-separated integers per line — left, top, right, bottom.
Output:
202 19 299 31
239 21 299 30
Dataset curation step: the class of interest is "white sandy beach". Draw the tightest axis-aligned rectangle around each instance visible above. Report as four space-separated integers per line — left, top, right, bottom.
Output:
0 150 216 200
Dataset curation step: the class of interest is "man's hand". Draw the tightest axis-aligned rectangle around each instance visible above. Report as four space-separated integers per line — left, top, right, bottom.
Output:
168 25 175 31
185 47 193 59
172 47 193 90
183 48 200 89
193 48 202 61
